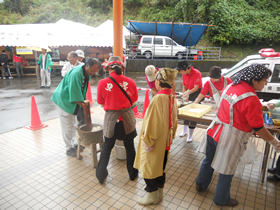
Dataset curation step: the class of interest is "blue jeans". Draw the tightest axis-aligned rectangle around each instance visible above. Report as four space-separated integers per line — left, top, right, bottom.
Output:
196 135 234 205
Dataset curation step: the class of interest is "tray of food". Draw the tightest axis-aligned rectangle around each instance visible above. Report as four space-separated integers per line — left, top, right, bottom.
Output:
178 103 212 118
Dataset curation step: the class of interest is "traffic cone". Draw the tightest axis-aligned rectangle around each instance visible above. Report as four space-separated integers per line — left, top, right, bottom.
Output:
86 81 96 104
136 89 150 119
142 89 150 116
25 96 48 130
133 105 142 118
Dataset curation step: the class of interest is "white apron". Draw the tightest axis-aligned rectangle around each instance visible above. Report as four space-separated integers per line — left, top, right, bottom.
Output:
198 84 255 175
209 77 228 108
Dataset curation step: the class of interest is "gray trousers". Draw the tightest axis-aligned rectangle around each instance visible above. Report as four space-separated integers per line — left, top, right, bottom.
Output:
2 65 12 77
57 106 78 151
40 69 51 86
15 62 23 77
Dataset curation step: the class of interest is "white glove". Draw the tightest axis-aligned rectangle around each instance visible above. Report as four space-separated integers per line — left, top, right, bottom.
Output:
144 143 154 152
267 103 276 110
268 138 280 153
183 91 190 102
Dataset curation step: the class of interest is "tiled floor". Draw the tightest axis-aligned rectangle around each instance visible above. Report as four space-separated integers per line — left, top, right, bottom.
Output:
0 106 279 210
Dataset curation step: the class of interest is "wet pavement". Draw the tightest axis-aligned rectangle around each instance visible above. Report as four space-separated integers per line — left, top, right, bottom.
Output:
0 72 198 134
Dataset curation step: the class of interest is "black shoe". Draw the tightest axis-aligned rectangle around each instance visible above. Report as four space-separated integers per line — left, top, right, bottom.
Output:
40 86 46 89
130 171 139 181
196 182 203 192
267 175 280 182
267 167 277 174
215 199 238 207
46 86 50 89
66 148 77 157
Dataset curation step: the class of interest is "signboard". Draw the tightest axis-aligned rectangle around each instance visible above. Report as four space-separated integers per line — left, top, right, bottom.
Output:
16 47 33 55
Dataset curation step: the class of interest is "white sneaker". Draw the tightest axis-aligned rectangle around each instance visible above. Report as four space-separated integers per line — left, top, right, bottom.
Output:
3 77 6 79
186 137 193 143
9 76 13 79
179 131 187 137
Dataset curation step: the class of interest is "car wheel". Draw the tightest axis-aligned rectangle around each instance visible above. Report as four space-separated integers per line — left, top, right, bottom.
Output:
177 53 183 60
144 52 152 59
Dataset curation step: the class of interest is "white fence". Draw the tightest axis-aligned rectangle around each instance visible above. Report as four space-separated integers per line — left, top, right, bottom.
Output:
124 45 221 60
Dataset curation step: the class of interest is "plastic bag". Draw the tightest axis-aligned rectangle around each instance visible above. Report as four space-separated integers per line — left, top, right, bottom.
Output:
236 137 263 174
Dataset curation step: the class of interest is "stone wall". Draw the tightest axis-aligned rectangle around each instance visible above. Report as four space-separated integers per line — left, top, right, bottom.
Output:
126 59 238 72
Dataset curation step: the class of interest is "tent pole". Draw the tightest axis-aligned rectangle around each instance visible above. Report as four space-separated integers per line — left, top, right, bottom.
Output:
189 22 193 46
35 50 39 79
153 22 157 59
194 21 211 46
171 21 174 58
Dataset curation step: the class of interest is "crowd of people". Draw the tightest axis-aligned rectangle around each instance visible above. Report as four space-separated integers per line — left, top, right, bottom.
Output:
2 47 280 207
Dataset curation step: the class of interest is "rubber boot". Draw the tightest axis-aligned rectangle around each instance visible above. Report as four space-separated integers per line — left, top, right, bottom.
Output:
179 125 188 137
186 128 194 143
158 188 163 201
138 190 159 205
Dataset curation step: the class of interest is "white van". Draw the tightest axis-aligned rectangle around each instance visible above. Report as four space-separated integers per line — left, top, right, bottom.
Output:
137 35 187 59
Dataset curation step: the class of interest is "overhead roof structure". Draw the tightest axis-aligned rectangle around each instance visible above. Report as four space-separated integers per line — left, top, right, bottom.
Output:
0 19 130 48
126 20 214 47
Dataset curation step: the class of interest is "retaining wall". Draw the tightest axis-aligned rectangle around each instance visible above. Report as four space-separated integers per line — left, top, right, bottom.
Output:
126 59 237 72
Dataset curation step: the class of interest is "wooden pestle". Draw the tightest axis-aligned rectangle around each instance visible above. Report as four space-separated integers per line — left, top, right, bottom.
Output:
83 100 92 131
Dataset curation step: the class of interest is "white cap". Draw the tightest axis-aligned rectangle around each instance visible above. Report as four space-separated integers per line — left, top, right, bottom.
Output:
75 50 84 58
145 65 156 82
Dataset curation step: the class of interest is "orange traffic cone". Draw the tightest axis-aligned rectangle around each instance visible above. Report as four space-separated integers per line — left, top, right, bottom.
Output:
136 89 150 119
142 89 150 116
25 96 48 130
133 105 142 118
86 81 96 104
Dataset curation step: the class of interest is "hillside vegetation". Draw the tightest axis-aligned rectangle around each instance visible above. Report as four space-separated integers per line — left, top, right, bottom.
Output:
1 0 280 60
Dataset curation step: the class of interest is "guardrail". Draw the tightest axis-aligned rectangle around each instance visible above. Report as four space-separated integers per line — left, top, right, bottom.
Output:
124 45 221 60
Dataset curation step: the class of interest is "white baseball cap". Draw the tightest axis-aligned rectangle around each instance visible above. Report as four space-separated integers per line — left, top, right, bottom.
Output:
75 50 84 58
145 65 156 82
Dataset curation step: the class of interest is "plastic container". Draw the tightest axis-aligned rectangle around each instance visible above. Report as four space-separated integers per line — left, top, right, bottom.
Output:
193 55 198 60
115 140 127 160
178 103 212 117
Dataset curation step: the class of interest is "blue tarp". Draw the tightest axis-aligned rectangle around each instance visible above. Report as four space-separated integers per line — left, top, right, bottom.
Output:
126 21 208 47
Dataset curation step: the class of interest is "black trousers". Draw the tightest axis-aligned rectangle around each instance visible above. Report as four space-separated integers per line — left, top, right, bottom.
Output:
184 88 202 129
144 150 168 192
275 155 280 177
96 123 138 183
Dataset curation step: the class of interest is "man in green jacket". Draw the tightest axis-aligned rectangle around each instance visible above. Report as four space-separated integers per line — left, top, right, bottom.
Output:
37 48 53 88
51 58 100 157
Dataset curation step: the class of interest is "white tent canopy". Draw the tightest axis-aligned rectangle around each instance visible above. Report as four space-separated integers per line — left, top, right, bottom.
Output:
0 19 131 48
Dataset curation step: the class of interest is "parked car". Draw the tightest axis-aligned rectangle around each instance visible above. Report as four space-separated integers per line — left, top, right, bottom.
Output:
202 51 280 101
137 35 187 59
221 48 276 75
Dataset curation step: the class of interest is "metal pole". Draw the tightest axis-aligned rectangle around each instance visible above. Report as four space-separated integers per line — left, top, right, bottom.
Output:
35 50 39 79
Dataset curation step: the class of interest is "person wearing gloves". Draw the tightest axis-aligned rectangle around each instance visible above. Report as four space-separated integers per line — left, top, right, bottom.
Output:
196 63 280 207
38 48 53 88
134 68 178 205
194 66 232 106
266 100 280 182
175 60 202 142
96 56 139 184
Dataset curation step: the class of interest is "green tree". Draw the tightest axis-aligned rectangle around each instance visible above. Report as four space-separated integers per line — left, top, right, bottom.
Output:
3 0 34 16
